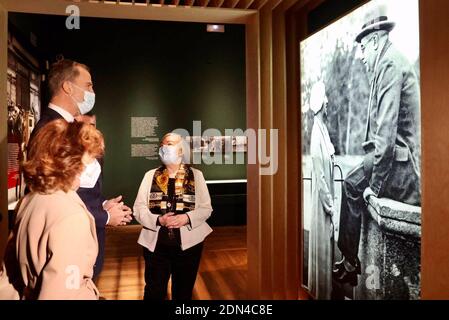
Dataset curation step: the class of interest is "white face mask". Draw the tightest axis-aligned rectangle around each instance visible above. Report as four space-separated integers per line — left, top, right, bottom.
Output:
71 82 95 115
79 159 101 188
159 144 182 165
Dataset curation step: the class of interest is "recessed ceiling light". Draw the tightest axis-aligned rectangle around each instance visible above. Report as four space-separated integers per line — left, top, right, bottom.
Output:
207 24 225 33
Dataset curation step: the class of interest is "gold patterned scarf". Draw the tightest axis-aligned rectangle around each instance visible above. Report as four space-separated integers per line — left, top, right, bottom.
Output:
149 164 195 213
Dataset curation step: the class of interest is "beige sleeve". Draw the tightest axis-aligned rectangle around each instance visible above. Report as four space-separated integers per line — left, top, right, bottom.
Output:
39 212 98 300
133 170 160 232
186 169 213 230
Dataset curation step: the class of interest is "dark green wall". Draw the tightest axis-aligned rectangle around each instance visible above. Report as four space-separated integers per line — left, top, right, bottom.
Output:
9 14 246 205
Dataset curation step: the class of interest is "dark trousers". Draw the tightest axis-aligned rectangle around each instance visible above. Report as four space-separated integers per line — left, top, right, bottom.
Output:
143 242 203 301
93 227 105 282
337 163 368 265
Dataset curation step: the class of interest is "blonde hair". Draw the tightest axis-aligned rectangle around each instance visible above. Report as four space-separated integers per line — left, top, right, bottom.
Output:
160 132 182 146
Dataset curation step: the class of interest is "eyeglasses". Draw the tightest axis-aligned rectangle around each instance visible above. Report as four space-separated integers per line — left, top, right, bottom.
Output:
360 35 375 53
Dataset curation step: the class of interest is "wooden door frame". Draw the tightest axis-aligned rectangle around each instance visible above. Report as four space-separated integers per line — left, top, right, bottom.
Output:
0 0 8 264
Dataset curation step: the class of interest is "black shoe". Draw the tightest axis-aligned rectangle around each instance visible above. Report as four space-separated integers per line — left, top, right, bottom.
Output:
332 259 360 287
332 260 347 278
334 257 361 273
335 269 358 286
333 260 342 275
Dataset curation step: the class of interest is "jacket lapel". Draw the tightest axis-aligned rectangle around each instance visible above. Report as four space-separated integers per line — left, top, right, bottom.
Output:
365 41 393 142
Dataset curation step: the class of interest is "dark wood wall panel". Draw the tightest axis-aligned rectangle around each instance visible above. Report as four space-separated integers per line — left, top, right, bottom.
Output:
420 0 449 300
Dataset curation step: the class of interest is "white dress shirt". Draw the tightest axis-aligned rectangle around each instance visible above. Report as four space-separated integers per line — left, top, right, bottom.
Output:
48 103 75 123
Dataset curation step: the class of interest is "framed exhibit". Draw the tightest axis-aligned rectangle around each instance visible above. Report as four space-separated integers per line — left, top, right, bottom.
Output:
185 136 248 153
300 0 421 300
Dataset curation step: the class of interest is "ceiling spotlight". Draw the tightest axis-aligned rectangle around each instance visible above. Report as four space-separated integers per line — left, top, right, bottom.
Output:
207 24 225 33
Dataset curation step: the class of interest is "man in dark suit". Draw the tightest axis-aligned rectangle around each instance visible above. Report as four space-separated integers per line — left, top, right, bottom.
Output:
29 59 132 281
334 7 421 285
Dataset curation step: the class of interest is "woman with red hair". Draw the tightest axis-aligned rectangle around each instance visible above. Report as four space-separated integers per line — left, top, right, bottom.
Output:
1 119 104 300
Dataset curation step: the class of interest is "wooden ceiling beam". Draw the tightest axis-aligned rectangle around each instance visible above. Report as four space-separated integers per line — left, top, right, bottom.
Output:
224 0 240 8
235 0 254 9
251 0 271 9
198 0 210 7
216 0 225 7
6 0 256 24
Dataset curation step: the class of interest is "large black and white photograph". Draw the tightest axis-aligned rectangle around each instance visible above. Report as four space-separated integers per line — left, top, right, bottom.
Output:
185 136 248 153
301 0 421 300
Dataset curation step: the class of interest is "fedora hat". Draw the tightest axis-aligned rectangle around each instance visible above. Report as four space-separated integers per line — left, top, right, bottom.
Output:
355 4 395 43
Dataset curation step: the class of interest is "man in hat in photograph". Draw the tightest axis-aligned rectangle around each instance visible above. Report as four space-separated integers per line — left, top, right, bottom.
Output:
333 4 421 286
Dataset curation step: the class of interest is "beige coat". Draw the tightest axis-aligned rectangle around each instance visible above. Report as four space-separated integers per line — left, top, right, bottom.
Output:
134 167 213 252
308 118 335 300
2 190 99 300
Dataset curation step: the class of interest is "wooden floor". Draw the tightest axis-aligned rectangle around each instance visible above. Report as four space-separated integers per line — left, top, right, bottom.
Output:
96 225 247 300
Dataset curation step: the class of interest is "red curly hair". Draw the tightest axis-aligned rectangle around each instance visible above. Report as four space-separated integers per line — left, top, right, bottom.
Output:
23 119 104 194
